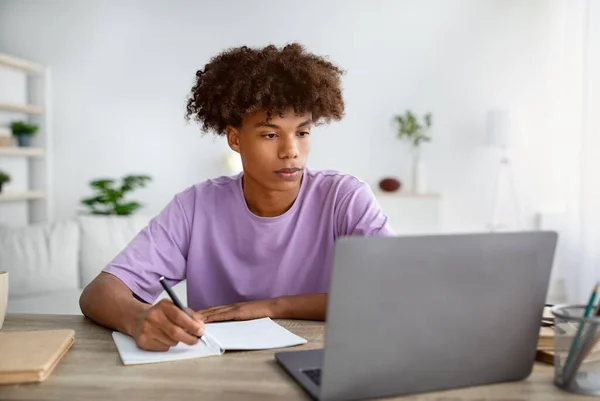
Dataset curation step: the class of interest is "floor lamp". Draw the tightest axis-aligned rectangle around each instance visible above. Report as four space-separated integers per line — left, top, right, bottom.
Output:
486 109 523 231
223 150 243 175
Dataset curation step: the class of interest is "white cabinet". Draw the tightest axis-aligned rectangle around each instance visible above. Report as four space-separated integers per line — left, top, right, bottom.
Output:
374 191 441 235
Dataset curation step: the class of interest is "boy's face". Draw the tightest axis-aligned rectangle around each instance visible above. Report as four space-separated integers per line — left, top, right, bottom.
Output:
226 108 312 191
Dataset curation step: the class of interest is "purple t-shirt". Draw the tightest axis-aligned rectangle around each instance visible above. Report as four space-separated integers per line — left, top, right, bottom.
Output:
103 169 394 310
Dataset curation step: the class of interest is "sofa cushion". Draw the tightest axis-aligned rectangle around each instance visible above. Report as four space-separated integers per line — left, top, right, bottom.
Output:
78 215 152 288
0 219 80 296
6 280 188 315
7 288 84 315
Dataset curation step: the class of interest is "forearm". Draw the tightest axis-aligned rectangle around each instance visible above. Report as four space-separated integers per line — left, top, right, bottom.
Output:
274 293 328 321
79 272 151 336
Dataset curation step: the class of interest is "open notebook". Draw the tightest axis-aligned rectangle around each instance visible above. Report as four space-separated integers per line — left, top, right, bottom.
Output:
112 317 307 365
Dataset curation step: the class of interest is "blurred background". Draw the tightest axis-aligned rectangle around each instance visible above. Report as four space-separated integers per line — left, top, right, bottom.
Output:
0 0 598 310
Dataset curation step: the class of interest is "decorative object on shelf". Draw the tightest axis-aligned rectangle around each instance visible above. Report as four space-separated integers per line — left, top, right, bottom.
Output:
378 177 401 192
0 135 12 147
485 109 522 231
393 110 432 194
80 174 152 215
0 170 10 193
10 121 39 147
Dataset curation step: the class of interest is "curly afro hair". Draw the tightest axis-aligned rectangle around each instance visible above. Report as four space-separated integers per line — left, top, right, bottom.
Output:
185 43 345 135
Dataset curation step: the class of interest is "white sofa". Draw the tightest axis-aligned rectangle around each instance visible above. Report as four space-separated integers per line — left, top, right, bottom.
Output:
0 215 187 315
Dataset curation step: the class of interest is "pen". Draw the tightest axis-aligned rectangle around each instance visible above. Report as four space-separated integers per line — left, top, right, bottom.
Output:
566 287 600 379
159 276 209 347
562 282 600 380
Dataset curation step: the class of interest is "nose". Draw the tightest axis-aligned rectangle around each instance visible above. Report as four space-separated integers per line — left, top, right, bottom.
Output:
278 136 299 159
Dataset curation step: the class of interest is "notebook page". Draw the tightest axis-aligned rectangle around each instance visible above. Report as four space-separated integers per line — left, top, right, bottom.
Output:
112 332 223 366
206 317 307 350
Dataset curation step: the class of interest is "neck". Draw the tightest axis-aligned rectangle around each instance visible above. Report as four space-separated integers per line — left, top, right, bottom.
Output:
242 174 303 217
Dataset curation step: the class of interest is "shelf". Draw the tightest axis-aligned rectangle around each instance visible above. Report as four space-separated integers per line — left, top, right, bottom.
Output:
0 103 45 114
0 52 45 75
0 147 45 157
375 191 441 199
0 190 46 202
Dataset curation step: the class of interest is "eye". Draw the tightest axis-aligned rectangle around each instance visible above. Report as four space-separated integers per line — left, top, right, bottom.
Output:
297 131 310 137
262 133 277 139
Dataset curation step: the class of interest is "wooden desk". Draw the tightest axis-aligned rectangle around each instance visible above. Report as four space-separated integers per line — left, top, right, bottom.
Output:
0 314 593 401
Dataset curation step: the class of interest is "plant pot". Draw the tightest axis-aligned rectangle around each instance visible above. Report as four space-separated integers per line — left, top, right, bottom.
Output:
0 183 4 194
15 135 32 147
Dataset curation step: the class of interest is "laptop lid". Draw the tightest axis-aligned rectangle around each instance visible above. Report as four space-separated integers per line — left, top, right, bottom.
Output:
319 231 557 401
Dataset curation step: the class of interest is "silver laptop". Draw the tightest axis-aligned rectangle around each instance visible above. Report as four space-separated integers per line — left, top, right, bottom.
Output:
275 231 558 401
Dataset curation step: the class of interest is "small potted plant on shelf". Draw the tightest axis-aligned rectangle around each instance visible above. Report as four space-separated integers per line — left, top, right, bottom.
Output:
393 110 433 194
0 170 10 194
10 121 39 147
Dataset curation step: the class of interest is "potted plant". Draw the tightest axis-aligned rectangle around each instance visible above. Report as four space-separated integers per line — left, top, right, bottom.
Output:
393 110 432 194
80 174 152 215
0 170 10 194
10 121 39 147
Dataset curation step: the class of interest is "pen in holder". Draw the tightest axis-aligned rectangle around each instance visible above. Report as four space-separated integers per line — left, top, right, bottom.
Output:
552 304 600 396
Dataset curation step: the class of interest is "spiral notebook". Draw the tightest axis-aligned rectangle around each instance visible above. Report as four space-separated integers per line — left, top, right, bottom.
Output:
112 317 307 366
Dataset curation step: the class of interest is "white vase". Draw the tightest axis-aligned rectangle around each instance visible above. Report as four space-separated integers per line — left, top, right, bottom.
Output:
411 147 427 194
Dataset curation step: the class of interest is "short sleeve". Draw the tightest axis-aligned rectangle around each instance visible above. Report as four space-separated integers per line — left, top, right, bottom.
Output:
335 181 395 238
102 189 194 303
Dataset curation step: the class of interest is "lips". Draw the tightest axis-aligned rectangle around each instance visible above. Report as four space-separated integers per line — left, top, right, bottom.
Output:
275 167 301 174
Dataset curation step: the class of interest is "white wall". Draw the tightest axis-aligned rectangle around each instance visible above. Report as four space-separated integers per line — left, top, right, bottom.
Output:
0 0 584 232
569 0 600 302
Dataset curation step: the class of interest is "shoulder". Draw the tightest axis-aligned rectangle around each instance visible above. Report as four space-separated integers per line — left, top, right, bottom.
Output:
304 168 372 202
174 174 240 204
164 174 241 221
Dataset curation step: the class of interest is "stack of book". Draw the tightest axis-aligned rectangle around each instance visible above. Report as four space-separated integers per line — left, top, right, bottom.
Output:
0 330 74 384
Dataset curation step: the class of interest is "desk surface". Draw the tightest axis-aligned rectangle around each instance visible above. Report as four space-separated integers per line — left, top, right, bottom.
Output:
0 314 593 401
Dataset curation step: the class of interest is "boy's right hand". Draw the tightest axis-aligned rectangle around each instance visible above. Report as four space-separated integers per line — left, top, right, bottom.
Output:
131 299 205 351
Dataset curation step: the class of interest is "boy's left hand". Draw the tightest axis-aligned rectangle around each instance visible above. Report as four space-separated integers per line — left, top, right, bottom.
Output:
197 298 280 323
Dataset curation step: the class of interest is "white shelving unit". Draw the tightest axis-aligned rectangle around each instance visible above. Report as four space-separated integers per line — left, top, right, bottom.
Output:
0 52 52 226
0 103 45 114
0 147 45 157
0 190 46 202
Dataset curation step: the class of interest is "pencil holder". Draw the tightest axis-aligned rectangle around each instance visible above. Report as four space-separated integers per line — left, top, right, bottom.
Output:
552 304 600 396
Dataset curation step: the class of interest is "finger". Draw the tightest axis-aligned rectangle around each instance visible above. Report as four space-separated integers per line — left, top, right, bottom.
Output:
162 303 204 336
137 329 176 350
200 303 238 315
153 331 178 348
187 307 206 322
158 323 198 347
197 305 229 315
203 310 240 323
200 306 234 320
139 338 171 352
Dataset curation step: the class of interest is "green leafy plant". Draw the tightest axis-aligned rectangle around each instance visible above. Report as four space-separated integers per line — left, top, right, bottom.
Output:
0 170 10 184
10 121 39 136
80 174 152 215
394 110 432 149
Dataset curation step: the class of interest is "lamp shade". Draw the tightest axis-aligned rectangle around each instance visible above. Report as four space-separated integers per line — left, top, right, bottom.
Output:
486 109 511 148
223 150 243 174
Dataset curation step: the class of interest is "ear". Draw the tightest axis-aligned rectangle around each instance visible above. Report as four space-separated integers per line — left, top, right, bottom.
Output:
226 126 241 153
